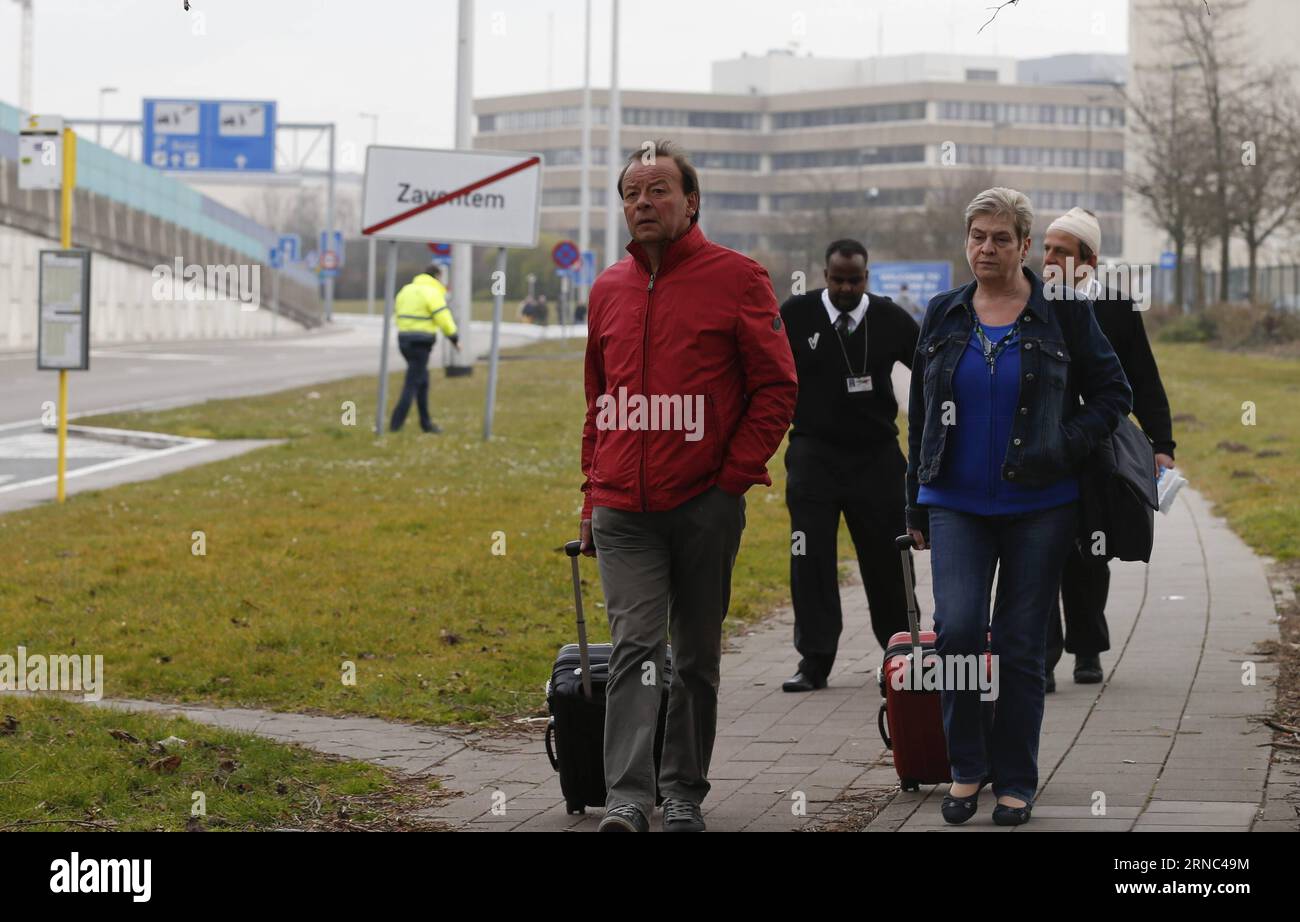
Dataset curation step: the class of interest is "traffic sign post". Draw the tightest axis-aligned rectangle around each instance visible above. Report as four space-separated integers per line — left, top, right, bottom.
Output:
31 123 82 503
552 240 580 270
143 99 276 172
362 146 543 439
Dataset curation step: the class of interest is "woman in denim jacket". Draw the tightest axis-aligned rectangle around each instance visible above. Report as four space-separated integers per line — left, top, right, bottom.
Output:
904 188 1131 826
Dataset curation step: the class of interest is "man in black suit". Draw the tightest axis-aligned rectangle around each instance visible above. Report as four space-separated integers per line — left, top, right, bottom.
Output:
1042 208 1176 691
777 239 921 691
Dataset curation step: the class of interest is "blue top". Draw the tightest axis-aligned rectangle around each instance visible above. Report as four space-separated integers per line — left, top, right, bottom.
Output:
918 320 1079 515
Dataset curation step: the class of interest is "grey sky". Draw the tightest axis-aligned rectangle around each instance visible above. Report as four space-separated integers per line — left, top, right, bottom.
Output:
1 0 1128 157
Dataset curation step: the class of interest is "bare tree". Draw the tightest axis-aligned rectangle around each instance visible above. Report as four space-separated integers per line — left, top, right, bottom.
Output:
1123 60 1217 309
1150 0 1253 301
1228 70 1300 301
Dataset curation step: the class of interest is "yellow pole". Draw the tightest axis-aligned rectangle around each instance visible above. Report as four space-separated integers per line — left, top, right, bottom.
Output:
57 127 76 502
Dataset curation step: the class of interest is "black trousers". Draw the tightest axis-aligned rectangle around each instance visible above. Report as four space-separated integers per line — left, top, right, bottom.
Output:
391 334 435 431
785 436 910 680
1045 542 1112 673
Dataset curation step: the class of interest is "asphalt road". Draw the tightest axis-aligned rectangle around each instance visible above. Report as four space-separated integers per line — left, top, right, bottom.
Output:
0 315 554 427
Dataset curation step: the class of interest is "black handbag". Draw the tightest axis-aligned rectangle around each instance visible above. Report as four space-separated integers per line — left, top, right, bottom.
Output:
1078 416 1160 562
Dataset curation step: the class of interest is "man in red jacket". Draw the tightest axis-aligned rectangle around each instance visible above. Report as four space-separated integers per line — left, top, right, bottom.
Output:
578 140 797 832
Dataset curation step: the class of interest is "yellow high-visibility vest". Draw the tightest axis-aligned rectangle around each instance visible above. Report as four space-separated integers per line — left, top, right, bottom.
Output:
394 274 458 337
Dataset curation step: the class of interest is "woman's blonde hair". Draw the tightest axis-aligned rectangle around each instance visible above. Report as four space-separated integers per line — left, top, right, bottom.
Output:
964 187 1034 242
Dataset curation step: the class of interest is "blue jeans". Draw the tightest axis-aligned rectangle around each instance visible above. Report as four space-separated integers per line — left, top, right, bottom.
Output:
928 501 1078 803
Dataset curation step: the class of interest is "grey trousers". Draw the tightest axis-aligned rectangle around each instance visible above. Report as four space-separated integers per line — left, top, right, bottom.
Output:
591 486 746 815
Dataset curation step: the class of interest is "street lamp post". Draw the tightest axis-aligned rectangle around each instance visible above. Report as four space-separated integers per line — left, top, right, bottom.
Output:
360 112 379 317
97 87 118 145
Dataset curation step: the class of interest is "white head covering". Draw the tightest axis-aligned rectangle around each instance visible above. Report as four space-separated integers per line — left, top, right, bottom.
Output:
1047 207 1102 256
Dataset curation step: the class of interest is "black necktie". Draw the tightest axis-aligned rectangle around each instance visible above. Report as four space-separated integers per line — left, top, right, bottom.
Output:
835 313 853 341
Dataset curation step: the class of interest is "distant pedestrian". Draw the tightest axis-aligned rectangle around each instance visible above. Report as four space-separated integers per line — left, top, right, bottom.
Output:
896 284 922 322
390 264 459 434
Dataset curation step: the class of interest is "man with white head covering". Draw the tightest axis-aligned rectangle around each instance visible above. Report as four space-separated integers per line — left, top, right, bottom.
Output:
1041 207 1176 691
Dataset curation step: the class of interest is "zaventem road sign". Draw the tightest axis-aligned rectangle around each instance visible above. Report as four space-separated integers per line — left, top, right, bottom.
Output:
361 147 542 248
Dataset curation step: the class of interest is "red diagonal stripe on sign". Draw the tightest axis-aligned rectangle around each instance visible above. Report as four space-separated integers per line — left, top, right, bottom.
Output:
362 155 541 236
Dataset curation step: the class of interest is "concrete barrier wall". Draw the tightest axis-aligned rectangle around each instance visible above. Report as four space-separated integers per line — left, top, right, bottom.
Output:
0 223 300 351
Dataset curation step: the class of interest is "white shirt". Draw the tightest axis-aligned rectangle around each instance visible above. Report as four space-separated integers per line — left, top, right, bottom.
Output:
821 289 869 335
1080 275 1105 300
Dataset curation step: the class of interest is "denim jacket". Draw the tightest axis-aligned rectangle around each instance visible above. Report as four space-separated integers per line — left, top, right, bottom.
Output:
905 267 1132 535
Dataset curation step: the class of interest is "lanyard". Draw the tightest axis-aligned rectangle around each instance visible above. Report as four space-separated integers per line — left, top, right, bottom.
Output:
966 306 1017 374
832 314 868 377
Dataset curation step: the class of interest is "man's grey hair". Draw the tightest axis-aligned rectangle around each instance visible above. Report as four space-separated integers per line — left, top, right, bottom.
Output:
964 187 1034 243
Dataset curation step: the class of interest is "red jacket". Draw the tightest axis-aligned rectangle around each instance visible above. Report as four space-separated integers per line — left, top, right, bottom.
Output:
581 223 797 518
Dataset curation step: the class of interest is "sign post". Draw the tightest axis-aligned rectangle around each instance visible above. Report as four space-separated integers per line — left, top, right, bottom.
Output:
361 146 542 440
31 120 84 503
374 241 398 436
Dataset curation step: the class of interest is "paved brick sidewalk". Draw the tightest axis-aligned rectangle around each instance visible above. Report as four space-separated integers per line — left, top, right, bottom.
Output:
86 486 1289 832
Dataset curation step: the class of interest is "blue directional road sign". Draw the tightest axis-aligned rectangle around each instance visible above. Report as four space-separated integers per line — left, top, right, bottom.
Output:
277 234 301 263
143 99 276 172
579 250 596 286
1159 251 1177 270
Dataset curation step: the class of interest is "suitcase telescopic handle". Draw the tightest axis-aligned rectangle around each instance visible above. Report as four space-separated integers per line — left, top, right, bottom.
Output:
563 540 594 700
894 534 924 655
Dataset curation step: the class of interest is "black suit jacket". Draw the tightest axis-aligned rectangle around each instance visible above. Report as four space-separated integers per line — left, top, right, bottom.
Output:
1092 291 1176 458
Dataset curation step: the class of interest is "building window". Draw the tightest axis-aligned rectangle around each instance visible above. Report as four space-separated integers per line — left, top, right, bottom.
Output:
692 151 760 170
703 193 760 211
770 188 925 211
770 145 925 170
480 106 610 133
771 101 926 130
966 68 999 82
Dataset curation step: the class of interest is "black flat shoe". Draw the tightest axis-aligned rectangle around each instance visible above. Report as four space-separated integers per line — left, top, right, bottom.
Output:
992 802 1033 826
782 671 827 693
940 778 990 825
1073 655 1103 684
1045 671 1056 694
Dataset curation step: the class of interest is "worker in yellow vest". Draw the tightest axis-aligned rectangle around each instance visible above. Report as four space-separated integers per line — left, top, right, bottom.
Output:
390 263 460 433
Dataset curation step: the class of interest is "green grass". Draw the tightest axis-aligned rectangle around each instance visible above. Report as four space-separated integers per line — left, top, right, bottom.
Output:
0 342 796 726
4 340 1290 742
1151 343 1300 561
0 695 441 831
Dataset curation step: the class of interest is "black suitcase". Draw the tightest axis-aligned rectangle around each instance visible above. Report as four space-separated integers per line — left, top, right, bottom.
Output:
545 540 673 815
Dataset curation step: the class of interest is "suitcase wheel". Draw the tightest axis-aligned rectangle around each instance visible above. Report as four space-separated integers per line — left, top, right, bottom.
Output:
901 780 920 792
566 802 586 815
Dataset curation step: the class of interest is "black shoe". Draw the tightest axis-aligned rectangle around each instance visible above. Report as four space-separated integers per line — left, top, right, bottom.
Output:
1045 671 1056 694
940 778 990 825
421 423 443 434
662 798 706 833
782 671 827 693
1073 655 1103 684
598 804 648 832
992 802 1033 826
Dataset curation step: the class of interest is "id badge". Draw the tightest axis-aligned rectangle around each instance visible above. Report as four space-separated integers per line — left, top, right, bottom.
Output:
845 375 873 394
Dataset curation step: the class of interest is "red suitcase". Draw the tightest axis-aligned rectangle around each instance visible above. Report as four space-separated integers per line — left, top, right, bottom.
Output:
876 534 951 790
